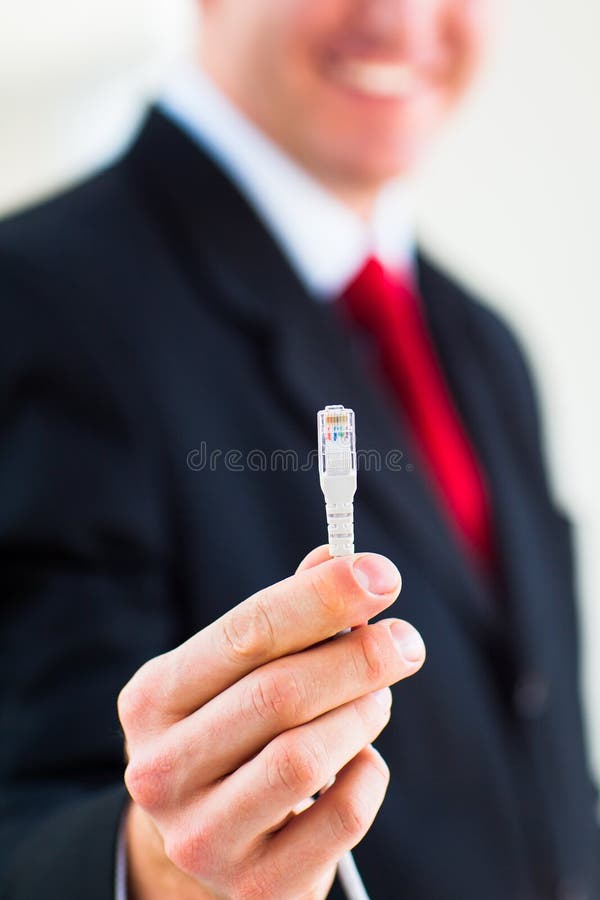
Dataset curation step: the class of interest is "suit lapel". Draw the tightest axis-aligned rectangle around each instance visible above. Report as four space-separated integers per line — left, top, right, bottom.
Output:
127 110 497 630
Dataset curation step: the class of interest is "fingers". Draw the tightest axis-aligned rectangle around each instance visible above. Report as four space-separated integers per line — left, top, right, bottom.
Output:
153 617 424 795
120 551 402 729
119 548 411 900
132 695 392 885
238 746 390 899
196 687 393 849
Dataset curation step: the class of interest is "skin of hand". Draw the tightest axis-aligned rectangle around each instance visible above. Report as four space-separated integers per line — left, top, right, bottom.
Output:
119 546 426 899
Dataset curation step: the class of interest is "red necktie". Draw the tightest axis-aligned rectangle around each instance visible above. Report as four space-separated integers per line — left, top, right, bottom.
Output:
341 257 494 569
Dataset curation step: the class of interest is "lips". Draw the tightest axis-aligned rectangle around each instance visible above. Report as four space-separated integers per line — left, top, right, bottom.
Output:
327 60 418 99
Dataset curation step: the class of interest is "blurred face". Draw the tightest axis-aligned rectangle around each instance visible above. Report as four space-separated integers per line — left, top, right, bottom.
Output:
200 0 496 211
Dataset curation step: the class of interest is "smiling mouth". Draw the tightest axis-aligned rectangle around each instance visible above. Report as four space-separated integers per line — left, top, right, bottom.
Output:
328 60 419 100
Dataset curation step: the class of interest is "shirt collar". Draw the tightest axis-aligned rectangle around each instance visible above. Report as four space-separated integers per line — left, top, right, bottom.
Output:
159 63 415 301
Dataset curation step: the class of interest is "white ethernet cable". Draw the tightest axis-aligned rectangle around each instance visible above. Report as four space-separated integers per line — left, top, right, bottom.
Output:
317 406 371 900
318 405 357 558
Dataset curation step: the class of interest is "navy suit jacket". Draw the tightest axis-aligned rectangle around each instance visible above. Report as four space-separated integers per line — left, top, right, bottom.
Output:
0 111 598 900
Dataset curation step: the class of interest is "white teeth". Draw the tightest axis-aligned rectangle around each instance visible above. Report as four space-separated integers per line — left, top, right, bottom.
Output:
332 61 416 99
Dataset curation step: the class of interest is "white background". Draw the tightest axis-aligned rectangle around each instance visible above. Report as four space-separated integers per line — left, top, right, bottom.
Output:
1 0 598 779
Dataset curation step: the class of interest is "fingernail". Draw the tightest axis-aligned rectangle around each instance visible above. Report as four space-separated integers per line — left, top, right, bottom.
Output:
390 621 425 664
372 688 393 710
353 555 401 595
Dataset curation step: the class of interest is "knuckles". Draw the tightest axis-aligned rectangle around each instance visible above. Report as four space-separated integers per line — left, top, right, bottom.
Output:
117 659 163 732
329 794 372 845
229 859 283 900
327 749 390 847
353 627 389 684
266 734 327 797
221 593 276 665
124 748 175 810
164 827 218 880
117 681 143 733
306 564 350 621
244 666 308 725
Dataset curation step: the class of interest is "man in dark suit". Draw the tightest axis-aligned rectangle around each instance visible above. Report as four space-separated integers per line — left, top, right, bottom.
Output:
1 1 599 898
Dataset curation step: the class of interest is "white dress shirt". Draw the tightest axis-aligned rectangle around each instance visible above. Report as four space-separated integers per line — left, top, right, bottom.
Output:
116 63 415 898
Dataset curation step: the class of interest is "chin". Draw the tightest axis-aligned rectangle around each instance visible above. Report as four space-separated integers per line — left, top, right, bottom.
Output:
325 133 430 187
364 144 424 180
312 95 450 186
